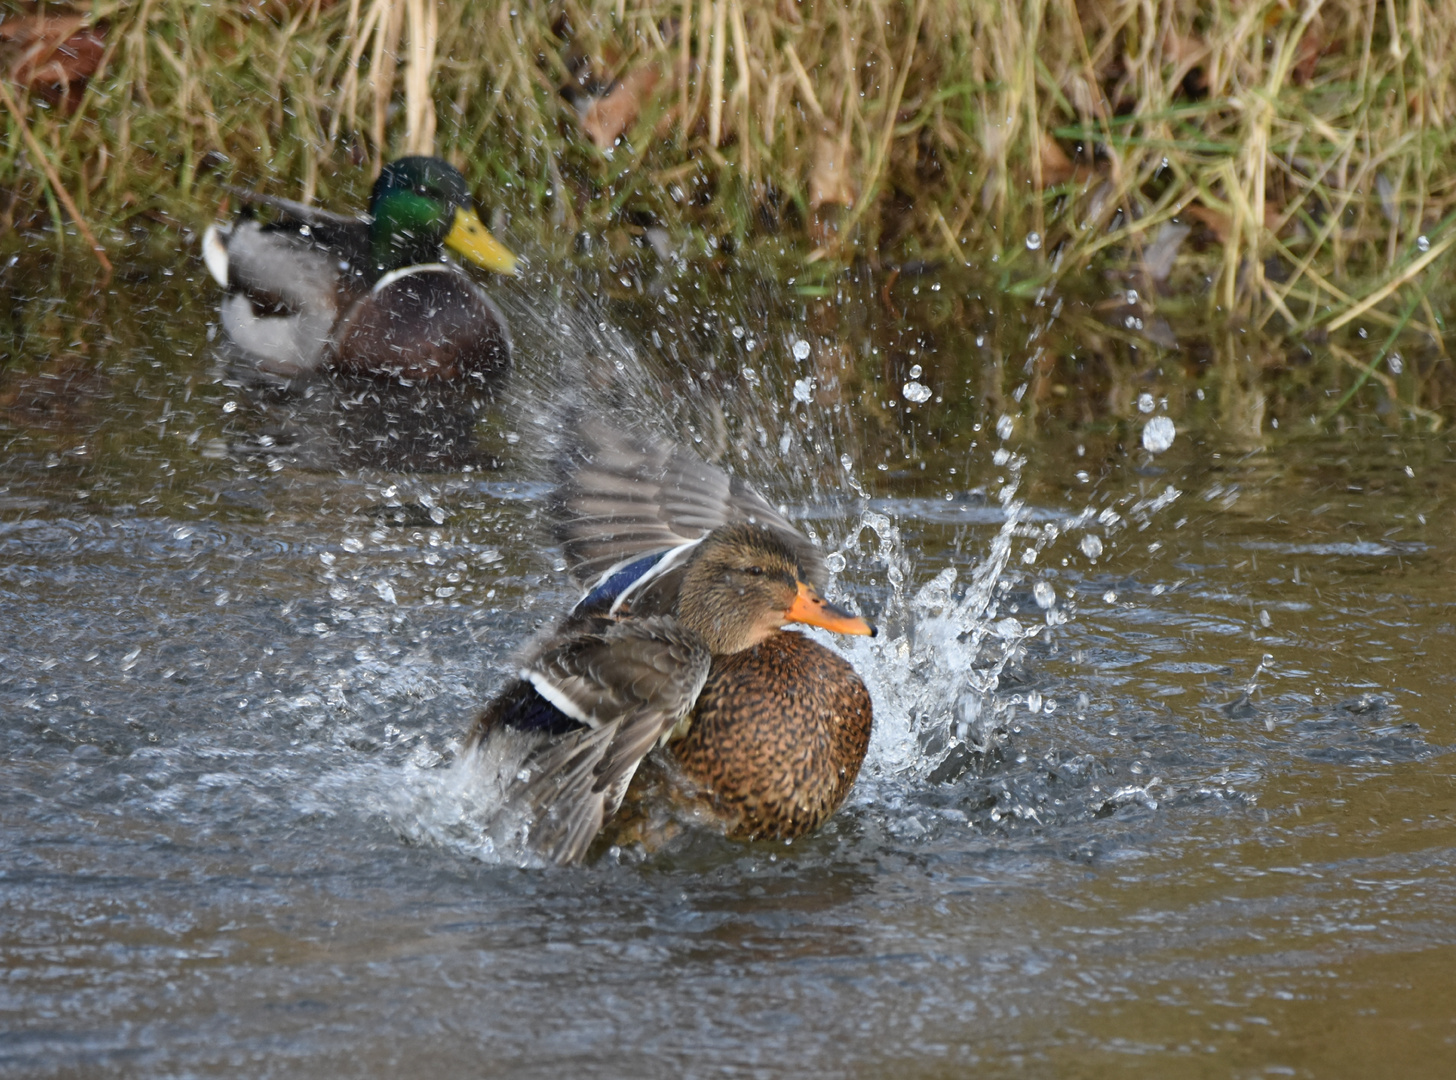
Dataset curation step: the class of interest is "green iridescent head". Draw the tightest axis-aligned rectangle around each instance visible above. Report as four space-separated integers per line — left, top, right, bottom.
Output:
368 156 517 276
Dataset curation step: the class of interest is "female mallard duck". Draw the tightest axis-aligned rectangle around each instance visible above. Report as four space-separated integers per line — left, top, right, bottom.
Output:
201 156 515 383
469 421 876 864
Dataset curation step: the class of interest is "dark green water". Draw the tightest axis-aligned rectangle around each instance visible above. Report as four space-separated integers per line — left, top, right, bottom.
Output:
2 245 1454 1077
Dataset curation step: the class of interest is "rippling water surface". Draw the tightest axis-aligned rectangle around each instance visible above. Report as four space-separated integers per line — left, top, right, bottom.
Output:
3 252 1454 1077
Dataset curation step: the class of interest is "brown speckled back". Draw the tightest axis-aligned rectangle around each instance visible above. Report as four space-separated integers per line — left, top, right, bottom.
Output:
669 631 873 840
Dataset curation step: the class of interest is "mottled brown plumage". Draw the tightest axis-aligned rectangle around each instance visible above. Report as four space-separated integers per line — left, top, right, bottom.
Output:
669 630 873 840
468 423 879 864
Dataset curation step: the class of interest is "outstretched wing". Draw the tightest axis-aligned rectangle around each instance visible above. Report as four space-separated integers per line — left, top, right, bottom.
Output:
510 614 711 864
549 418 826 596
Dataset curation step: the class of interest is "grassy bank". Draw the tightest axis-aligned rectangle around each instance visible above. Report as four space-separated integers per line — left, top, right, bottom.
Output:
3 0 1456 341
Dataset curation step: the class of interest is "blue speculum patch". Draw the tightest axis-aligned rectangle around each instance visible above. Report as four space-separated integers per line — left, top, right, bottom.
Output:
573 550 670 616
496 550 678 737
497 683 583 736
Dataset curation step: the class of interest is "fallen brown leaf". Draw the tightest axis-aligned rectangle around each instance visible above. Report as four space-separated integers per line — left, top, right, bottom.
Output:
1291 20 1326 85
1185 200 1283 241
1162 28 1209 97
2 13 106 112
809 132 854 209
1039 131 1075 186
580 65 661 150
1185 203 1231 244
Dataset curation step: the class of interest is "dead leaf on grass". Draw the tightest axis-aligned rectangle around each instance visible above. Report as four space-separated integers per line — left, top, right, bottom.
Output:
1 13 106 113
1039 131 1075 187
1182 200 1284 246
1291 19 1327 84
809 132 854 209
580 65 661 150
1185 203 1231 244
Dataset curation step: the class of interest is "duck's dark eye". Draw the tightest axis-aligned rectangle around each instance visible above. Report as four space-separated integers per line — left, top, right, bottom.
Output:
744 565 764 576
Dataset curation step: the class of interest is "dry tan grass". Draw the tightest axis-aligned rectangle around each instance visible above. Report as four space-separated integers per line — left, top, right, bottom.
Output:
2 0 1455 334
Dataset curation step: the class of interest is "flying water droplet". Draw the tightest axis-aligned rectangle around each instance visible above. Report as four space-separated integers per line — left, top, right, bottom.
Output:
1033 581 1056 609
1137 392 1156 414
1027 689 1043 713
825 552 847 574
793 377 816 403
902 381 932 403
994 617 1023 641
996 414 1015 439
1079 534 1103 559
1142 415 1176 453
1025 232 1043 251
1417 234 1430 252
863 511 895 539
908 364 922 379
792 339 812 361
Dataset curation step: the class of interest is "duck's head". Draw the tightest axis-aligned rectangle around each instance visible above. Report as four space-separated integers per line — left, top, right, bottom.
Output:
677 523 877 655
369 156 518 277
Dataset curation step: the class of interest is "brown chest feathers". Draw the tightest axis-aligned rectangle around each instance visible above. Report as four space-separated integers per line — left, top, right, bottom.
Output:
668 630 873 840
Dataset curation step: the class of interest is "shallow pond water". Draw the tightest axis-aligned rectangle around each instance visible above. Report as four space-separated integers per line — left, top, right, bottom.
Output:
2 249 1454 1078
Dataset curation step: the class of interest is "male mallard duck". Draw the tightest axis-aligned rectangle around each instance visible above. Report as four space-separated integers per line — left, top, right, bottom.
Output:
469 421 876 864
201 156 515 383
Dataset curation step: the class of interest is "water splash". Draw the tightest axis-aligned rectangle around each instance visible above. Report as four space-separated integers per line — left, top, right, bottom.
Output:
367 283 1193 861
371 744 547 867
825 453 1041 786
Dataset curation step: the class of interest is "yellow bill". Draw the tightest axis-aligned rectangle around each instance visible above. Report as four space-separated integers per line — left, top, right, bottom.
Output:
445 206 518 276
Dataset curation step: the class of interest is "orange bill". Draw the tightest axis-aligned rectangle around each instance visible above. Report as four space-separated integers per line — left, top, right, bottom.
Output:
784 581 877 637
